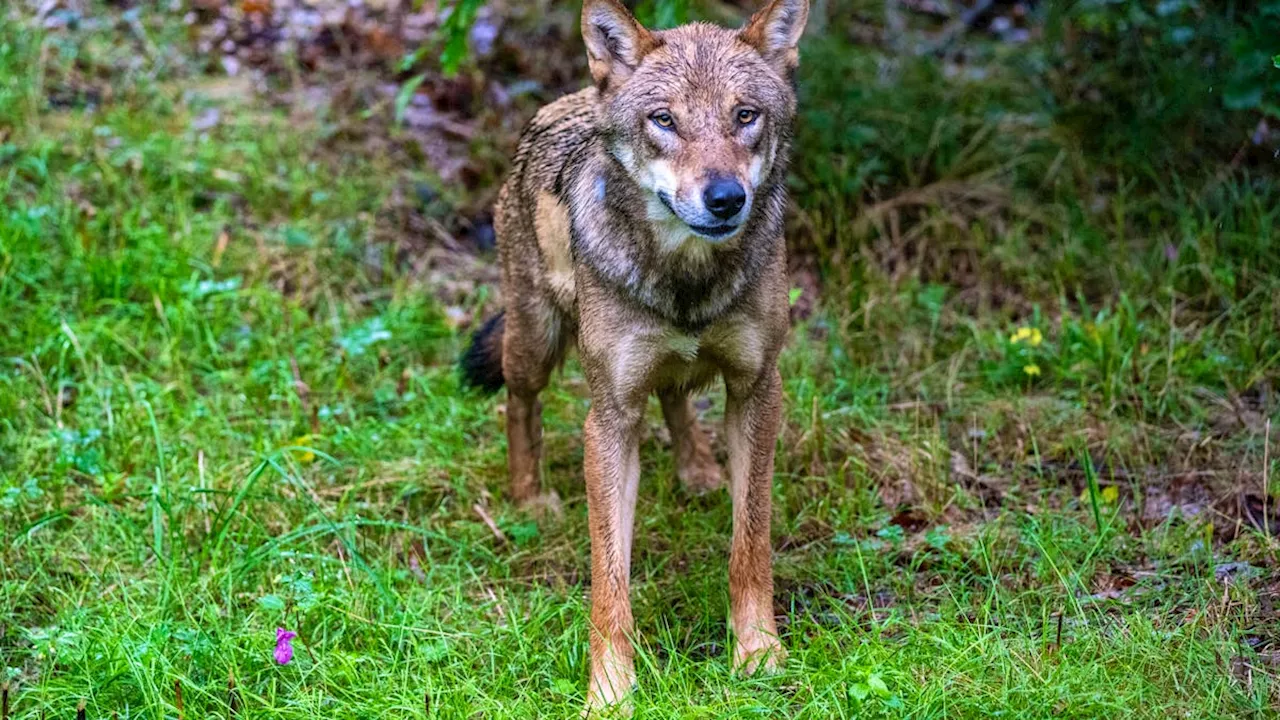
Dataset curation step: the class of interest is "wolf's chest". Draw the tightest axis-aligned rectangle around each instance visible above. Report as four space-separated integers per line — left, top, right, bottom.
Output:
612 319 767 397
642 330 713 391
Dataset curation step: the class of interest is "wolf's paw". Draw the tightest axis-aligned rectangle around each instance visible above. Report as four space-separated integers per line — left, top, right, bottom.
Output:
584 665 636 718
677 451 723 495
582 696 634 719
733 635 786 676
518 490 563 520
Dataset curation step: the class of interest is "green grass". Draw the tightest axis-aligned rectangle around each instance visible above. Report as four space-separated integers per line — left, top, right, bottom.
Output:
2 3 1279 718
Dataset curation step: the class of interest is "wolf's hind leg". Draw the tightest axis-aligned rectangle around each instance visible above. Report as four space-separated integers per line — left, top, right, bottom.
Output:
659 389 724 494
502 301 566 515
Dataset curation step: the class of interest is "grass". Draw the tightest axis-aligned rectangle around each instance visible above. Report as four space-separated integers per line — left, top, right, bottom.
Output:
2 2 1279 718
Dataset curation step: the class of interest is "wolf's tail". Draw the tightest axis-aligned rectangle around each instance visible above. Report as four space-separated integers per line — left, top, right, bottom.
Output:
459 311 506 394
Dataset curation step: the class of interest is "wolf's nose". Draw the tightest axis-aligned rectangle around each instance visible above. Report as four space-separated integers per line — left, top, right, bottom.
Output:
703 179 746 220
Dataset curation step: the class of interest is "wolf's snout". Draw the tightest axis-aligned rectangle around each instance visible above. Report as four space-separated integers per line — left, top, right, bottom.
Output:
703 178 746 220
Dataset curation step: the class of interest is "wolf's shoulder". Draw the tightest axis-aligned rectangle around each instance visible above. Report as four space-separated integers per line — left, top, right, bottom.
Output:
510 88 599 185
515 88 599 158
527 87 599 134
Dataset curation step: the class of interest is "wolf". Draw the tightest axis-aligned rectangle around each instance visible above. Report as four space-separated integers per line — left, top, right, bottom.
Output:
460 0 809 708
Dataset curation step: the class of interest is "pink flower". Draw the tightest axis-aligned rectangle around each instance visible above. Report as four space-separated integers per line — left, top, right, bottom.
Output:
274 628 297 665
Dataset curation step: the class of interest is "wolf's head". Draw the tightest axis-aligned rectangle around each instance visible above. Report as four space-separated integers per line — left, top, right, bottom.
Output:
582 0 808 245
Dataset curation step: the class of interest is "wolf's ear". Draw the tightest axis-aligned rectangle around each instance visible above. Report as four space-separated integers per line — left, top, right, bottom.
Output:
739 0 809 76
582 0 659 89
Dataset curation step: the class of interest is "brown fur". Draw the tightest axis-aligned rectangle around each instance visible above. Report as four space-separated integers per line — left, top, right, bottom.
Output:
461 0 809 709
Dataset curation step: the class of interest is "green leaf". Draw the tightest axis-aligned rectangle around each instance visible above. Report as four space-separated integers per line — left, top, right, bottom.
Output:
553 679 577 696
876 524 905 545
868 673 890 697
1082 450 1104 531
925 525 951 550
788 287 803 306
1273 54 1280 69
849 682 870 701
505 520 540 546
422 640 449 662
439 0 484 75
257 594 285 611
395 73 428 127
636 0 690 28
399 47 428 73
283 226 314 247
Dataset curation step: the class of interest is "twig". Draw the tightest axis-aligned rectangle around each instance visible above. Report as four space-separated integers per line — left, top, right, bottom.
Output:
228 672 240 718
424 690 431 716
212 229 230 268
289 352 320 434
175 678 184 720
283 304 320 435
484 585 507 621
472 503 508 546
2 681 8 720
1197 119 1269 203
15 355 56 421
334 540 356 591
288 607 319 666
76 700 85 720
1264 418 1272 542
199 449 212 535
1054 612 1063 651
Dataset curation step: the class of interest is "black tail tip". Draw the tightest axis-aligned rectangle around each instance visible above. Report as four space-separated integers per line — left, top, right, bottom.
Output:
459 311 505 394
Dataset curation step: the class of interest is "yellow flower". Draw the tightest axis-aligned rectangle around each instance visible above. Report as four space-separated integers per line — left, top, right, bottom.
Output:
1023 363 1041 377
1085 322 1101 344
290 435 317 464
1078 485 1120 505
1010 327 1043 346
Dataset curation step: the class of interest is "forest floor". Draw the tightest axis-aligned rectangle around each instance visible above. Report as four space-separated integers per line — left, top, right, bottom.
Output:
2 1 1278 717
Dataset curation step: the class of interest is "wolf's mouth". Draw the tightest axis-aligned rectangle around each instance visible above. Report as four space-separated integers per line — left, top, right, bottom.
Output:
687 223 738 238
656 191 740 240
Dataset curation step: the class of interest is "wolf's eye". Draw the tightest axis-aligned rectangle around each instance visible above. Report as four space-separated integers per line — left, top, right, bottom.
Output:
736 108 759 126
650 111 675 130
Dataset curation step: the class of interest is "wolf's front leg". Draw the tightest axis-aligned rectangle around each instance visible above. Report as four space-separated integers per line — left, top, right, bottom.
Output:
725 367 785 674
583 405 643 710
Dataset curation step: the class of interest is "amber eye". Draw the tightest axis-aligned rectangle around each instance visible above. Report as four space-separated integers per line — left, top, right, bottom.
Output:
651 111 675 130
736 108 759 125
